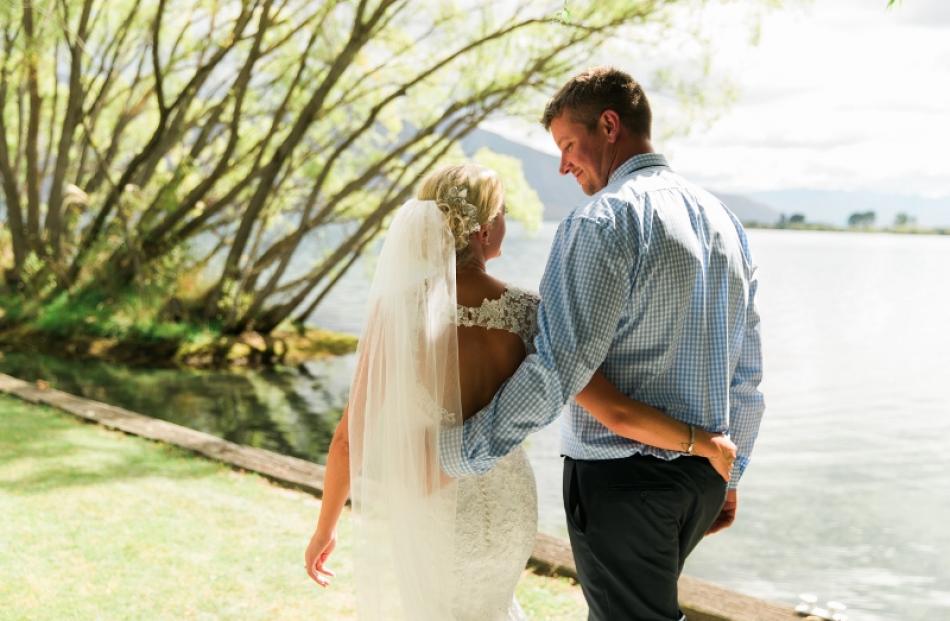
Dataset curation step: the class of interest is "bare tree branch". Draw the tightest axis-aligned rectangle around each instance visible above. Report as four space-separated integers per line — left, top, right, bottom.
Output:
208 1 394 313
22 0 44 253
46 0 95 260
62 1 256 287
0 27 28 279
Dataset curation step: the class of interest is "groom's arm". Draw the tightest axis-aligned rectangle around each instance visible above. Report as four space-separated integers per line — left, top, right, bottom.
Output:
441 214 635 477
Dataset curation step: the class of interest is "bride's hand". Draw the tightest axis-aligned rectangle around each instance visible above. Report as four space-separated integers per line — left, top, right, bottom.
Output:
696 432 737 483
305 529 337 588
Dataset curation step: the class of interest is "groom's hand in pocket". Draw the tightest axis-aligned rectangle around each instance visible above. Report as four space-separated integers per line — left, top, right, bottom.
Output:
706 489 738 535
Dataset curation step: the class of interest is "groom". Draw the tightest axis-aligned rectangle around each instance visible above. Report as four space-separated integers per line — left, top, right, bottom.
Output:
442 66 764 620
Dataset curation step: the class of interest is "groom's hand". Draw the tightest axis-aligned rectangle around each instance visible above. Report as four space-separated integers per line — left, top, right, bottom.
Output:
706 489 738 535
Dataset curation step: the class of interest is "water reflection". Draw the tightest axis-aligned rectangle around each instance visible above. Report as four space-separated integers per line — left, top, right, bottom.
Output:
0 350 356 465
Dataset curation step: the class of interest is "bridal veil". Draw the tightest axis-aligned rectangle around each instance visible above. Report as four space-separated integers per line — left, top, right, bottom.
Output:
347 199 462 620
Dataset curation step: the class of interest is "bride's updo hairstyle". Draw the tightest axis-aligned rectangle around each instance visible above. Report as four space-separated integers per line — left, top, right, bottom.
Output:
417 163 504 265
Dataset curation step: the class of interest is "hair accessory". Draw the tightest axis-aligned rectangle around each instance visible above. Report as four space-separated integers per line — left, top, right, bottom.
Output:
445 185 481 235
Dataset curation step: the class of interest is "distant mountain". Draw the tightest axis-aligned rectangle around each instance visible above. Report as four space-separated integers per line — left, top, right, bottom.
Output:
710 192 781 225
749 189 950 227
462 128 780 225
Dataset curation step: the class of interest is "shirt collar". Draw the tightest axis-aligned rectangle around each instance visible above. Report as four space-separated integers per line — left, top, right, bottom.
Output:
607 153 669 186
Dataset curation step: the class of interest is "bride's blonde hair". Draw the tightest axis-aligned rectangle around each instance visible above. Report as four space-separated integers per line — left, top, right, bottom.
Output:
417 163 504 265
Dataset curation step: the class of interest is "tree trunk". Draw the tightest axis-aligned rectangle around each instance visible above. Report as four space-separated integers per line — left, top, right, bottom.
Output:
207 13 377 316
46 0 95 261
22 1 44 254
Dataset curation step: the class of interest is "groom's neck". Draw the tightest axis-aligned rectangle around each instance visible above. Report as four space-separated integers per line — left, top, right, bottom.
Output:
630 136 654 157
609 136 654 176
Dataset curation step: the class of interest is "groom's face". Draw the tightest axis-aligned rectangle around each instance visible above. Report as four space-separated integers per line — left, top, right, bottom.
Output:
550 111 609 195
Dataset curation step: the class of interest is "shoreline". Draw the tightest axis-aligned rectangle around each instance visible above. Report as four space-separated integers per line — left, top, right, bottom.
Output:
743 222 950 236
0 371 799 621
0 325 358 370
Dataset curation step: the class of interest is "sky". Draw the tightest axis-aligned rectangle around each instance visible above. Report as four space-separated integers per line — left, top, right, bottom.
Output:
486 0 950 200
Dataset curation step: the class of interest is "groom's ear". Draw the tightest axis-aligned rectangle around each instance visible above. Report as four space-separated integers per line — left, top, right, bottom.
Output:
600 109 621 143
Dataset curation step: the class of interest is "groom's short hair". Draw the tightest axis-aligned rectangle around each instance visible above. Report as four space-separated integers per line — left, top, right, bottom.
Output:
542 67 651 139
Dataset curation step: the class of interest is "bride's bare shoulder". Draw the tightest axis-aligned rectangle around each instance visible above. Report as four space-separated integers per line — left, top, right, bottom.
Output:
456 272 510 307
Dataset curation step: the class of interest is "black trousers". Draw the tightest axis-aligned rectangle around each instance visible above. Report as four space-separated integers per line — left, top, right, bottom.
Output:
563 454 727 621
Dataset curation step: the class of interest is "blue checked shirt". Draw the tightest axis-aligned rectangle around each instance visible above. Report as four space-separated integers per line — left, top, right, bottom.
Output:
442 153 764 489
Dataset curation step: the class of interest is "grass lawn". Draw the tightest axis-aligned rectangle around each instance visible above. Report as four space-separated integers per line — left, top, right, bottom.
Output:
0 394 587 620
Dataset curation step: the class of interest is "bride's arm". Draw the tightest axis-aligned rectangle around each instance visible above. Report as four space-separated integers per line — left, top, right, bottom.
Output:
575 371 736 481
305 406 350 587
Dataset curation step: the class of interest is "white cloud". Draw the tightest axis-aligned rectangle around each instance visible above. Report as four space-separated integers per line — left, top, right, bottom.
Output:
663 0 950 197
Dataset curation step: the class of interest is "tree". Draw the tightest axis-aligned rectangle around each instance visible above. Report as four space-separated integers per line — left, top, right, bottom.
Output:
0 0 766 336
894 212 915 228
847 211 876 228
788 213 806 225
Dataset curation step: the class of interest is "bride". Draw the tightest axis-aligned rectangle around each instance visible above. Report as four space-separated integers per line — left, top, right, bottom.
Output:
304 163 736 620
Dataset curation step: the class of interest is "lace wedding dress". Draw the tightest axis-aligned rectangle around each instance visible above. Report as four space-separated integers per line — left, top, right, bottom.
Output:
452 286 540 621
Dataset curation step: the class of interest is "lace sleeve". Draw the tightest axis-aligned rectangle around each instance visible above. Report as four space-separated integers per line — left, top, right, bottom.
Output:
456 287 539 350
515 289 540 353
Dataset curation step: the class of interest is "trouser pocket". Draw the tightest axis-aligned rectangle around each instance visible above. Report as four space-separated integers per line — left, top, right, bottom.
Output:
562 458 587 534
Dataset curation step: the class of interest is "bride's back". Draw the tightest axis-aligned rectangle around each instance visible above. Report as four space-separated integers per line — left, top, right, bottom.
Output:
455 272 529 420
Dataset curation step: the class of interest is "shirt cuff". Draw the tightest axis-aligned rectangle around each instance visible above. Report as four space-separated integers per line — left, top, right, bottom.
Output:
727 455 751 490
438 420 477 478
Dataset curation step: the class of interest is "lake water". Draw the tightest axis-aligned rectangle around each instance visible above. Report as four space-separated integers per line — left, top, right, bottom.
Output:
3 226 948 620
